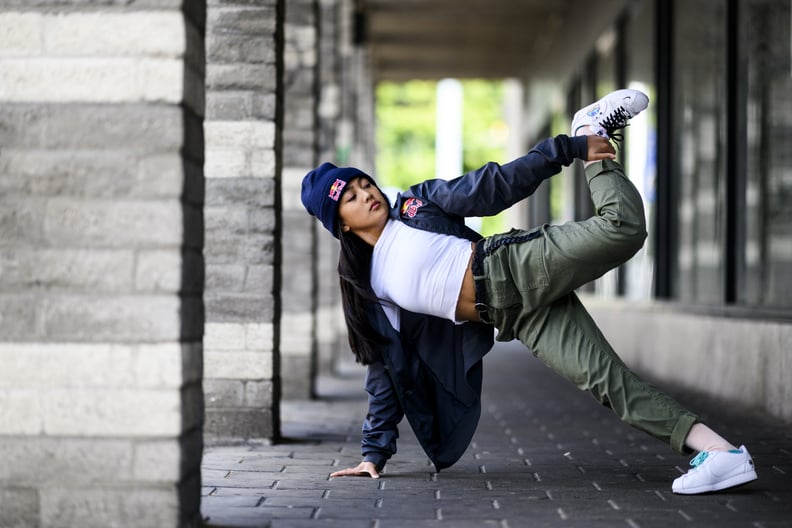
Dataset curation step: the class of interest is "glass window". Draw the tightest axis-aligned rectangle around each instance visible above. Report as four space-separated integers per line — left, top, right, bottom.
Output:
595 30 617 99
574 61 596 225
671 0 728 303
622 0 657 300
592 31 620 297
740 0 792 308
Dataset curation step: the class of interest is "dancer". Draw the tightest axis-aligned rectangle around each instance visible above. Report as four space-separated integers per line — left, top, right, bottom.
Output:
301 89 757 494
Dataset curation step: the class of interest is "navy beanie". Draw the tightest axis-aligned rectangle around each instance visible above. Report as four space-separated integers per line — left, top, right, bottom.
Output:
301 162 369 238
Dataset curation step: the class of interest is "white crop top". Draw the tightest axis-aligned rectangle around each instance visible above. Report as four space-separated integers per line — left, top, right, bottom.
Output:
370 219 473 331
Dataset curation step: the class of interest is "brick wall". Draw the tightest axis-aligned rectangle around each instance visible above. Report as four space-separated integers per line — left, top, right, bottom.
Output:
0 3 206 527
203 0 282 443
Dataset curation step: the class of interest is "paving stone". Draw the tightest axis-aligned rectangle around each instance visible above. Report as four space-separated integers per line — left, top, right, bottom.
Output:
201 506 270 528
256 506 315 520
202 495 262 508
201 341 792 527
269 520 371 528
377 521 504 528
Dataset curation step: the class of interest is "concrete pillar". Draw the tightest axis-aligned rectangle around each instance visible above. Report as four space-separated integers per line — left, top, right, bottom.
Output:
340 0 376 172
203 0 282 442
306 0 378 376
0 3 206 527
281 0 319 399
316 0 347 373
318 0 342 164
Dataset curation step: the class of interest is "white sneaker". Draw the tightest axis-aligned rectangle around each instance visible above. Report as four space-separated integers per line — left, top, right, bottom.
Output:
672 445 758 494
571 89 649 139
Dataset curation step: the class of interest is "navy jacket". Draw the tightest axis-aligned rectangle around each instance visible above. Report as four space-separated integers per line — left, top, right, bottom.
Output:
361 134 588 471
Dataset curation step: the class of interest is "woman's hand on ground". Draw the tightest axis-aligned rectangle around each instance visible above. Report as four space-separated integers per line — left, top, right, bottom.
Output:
585 135 617 161
329 461 380 479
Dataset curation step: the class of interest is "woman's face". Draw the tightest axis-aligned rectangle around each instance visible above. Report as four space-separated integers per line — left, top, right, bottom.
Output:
337 176 389 238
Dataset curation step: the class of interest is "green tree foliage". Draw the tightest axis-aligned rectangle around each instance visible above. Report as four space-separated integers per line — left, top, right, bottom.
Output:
375 81 437 191
375 79 509 235
460 80 507 175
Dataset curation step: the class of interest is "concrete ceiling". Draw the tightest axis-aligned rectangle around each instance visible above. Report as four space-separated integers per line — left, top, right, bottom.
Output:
362 0 629 82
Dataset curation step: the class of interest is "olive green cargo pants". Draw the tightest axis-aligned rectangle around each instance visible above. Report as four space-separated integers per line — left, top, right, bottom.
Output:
474 159 697 454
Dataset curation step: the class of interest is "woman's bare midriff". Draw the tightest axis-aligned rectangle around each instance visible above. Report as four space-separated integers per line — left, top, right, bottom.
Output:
455 243 480 322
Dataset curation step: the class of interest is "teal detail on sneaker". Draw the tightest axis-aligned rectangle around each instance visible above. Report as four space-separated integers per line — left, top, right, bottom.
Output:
672 445 758 495
690 451 709 467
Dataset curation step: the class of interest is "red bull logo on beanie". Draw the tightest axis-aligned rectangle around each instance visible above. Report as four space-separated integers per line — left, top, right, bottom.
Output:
328 179 346 201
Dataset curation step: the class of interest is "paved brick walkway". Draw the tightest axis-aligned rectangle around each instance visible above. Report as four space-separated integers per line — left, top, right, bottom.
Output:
201 341 792 528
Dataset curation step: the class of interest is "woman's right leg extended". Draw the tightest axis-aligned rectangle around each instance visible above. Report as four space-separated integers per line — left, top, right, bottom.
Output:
491 291 698 454
480 87 757 493
477 158 698 451
490 291 756 494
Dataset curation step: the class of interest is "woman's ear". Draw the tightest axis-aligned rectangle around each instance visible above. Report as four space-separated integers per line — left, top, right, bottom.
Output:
342 225 350 232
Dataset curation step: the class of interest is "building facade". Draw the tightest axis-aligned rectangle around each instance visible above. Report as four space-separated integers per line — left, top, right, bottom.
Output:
529 0 792 422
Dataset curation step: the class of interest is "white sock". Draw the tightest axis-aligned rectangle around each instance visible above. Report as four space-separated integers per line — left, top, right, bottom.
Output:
684 423 738 453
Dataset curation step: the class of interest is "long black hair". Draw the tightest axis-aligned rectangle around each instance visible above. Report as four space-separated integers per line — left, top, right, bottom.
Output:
336 180 391 365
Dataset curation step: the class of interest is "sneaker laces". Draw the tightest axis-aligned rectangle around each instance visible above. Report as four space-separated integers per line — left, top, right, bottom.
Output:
689 451 710 468
599 106 632 144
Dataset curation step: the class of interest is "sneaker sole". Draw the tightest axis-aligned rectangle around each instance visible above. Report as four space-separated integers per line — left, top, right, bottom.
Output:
672 470 758 495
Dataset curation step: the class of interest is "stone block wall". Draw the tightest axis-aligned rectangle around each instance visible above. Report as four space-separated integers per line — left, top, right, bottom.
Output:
203 0 282 443
0 2 206 527
315 0 348 373
281 0 319 399
291 0 377 377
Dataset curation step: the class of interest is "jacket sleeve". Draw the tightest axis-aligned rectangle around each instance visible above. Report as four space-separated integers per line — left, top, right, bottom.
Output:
361 360 404 469
406 134 588 218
